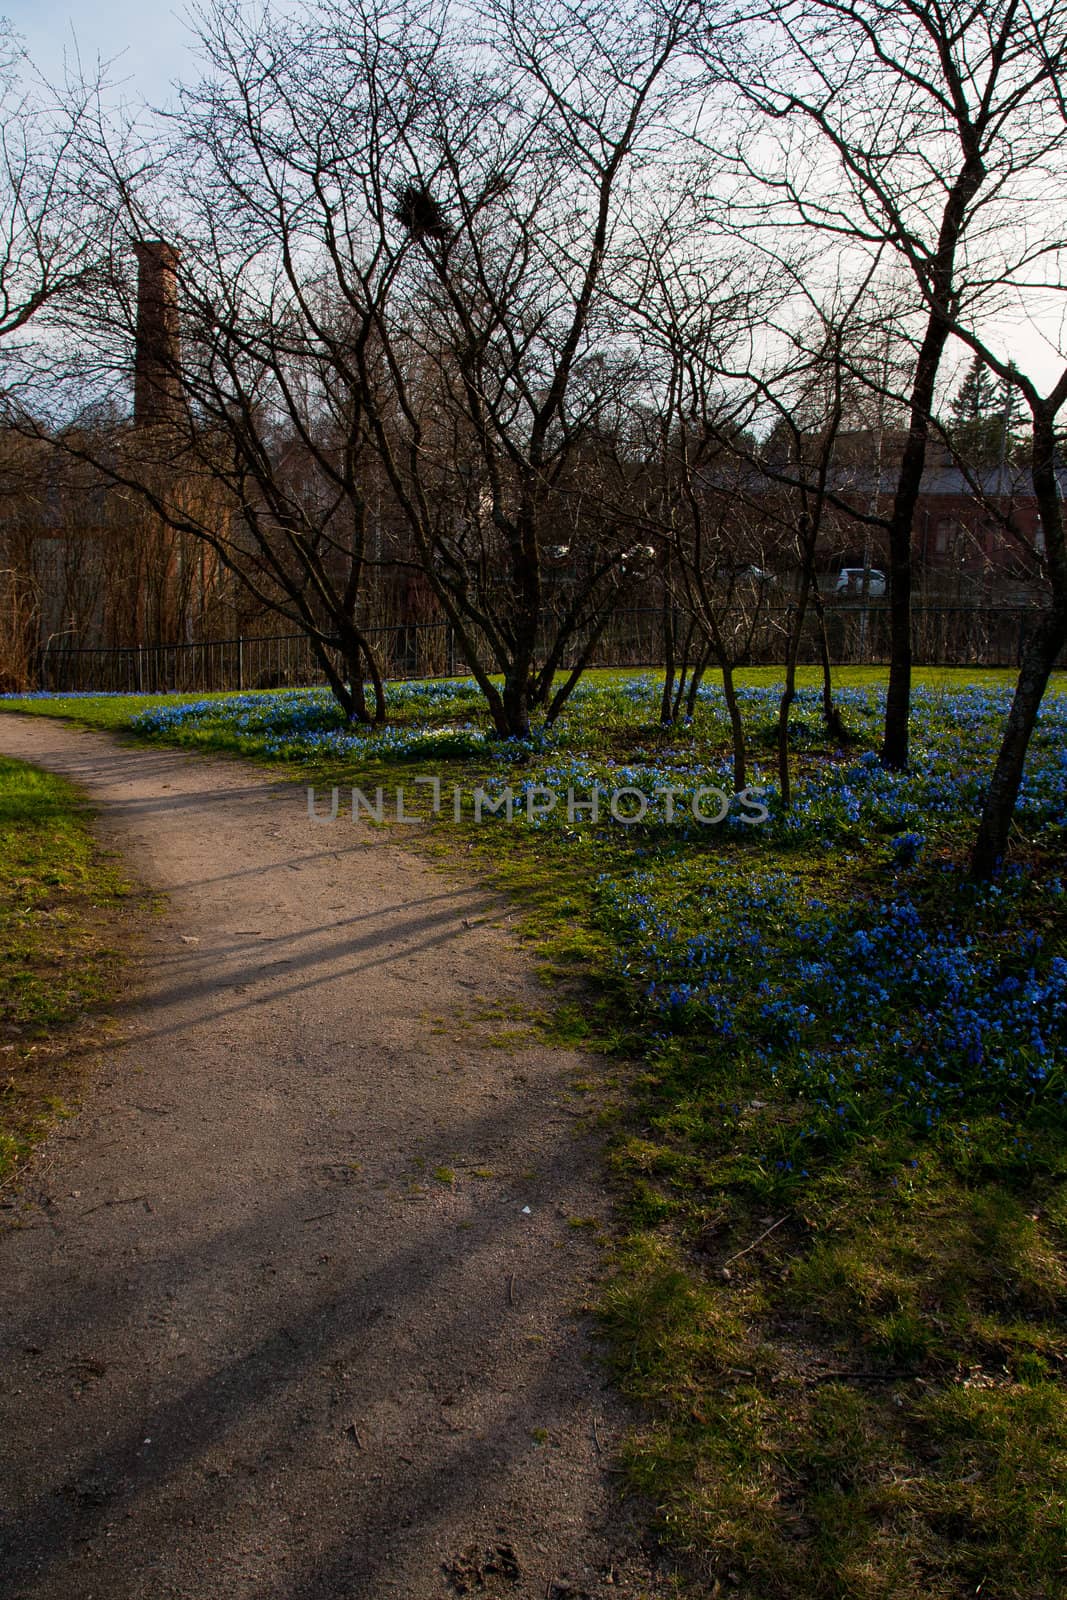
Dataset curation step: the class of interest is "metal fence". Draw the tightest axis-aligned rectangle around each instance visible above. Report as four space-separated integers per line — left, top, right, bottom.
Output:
33 604 1062 696
36 626 455 697
761 604 1064 672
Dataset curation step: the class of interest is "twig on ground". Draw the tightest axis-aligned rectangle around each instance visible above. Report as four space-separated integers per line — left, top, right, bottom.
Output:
720 1214 789 1270
813 1369 918 1383
78 1194 150 1216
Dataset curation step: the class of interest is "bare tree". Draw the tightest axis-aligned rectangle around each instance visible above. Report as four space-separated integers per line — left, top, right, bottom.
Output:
32 49 401 719
0 25 107 375
747 282 932 800
702 0 1067 768
34 0 704 731
0 30 117 684
345 0 704 735
961 346 1067 878
616 194 905 797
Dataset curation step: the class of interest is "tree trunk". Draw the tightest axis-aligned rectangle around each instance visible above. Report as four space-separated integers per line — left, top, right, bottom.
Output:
883 147 987 767
660 596 676 725
502 669 532 738
544 603 616 726
778 586 813 809
685 640 713 718
363 641 386 725
670 616 696 722
969 605 1066 879
882 313 952 769
309 632 369 724
971 402 1067 878
721 663 746 792
336 622 387 725
341 658 370 723
811 590 848 742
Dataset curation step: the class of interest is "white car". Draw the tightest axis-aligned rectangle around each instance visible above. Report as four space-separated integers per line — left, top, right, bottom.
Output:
835 567 886 598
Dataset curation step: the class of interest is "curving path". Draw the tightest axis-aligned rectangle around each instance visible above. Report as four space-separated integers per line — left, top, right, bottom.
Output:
0 715 662 1600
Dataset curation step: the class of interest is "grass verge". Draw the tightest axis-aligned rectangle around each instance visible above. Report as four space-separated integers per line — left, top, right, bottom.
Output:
0 755 134 1188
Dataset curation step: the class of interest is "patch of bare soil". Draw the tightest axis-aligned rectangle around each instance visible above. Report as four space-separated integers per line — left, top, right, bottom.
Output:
0 715 668 1600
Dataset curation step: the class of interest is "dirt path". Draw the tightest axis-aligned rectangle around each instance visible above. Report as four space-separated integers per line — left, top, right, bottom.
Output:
0 716 662 1600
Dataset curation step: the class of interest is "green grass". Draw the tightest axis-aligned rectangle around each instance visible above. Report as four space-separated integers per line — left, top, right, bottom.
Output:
6 665 1062 739
0 756 134 1186
3 665 1066 1598
600 1139 1067 1597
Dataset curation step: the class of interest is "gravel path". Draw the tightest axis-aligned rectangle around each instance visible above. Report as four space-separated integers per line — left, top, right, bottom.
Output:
0 715 662 1600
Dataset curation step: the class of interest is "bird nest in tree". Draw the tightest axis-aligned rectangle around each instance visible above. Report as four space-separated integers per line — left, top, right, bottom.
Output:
394 182 452 243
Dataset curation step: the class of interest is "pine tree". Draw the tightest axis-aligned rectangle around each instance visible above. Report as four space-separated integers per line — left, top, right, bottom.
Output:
948 355 1024 469
997 365 1023 436
950 354 999 423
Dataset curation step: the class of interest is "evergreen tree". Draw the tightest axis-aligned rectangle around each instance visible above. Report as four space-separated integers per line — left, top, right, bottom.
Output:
950 354 999 423
949 356 1025 469
997 366 1023 437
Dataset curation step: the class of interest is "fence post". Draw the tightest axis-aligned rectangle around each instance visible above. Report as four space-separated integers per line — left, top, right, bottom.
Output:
238 636 245 692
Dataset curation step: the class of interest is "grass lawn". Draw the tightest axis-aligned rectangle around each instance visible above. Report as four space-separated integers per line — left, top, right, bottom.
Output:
0 756 134 1187
3 665 1067 1598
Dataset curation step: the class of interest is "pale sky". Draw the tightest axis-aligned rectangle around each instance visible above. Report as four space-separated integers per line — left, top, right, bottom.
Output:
5 0 196 107
5 0 1066 394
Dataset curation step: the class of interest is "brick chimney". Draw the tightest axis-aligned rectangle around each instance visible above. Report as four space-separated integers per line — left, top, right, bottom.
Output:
133 240 182 427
